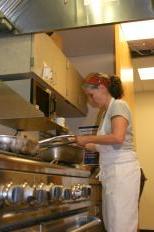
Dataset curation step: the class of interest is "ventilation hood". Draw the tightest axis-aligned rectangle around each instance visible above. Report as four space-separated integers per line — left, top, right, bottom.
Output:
0 0 154 34
0 81 68 132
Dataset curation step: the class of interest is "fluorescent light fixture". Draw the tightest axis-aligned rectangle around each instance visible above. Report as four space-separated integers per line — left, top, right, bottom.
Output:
138 67 154 80
120 68 133 82
121 20 154 41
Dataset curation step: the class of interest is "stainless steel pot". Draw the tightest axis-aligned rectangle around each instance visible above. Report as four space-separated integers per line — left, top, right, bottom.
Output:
38 142 85 164
0 134 75 156
0 135 39 155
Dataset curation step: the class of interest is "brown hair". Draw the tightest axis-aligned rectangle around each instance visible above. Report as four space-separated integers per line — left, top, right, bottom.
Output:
83 72 124 99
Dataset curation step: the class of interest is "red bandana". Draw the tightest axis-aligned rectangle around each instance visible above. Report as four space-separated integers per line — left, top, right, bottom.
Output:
83 74 111 88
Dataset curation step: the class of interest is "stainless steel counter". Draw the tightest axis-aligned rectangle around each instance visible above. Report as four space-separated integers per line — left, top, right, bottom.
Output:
0 151 90 178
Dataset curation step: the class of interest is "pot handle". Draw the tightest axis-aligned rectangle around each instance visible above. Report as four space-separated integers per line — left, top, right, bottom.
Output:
47 141 76 148
38 134 75 145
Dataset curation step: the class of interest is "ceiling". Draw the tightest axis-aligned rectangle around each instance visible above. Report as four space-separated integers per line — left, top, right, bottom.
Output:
58 25 154 92
58 25 114 57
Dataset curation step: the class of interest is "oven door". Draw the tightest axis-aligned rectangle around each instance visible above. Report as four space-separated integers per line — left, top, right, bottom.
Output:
15 212 102 232
40 212 102 232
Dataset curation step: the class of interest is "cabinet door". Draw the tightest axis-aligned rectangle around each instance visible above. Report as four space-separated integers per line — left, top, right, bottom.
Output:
32 33 66 98
32 33 55 79
53 44 67 98
76 73 88 115
66 60 87 115
66 60 78 106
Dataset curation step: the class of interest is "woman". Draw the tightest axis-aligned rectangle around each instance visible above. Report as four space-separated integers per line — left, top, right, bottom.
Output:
74 73 141 232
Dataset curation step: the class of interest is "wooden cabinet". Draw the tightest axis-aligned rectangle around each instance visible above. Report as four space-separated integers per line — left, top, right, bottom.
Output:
66 60 78 106
0 33 87 117
32 33 67 98
66 60 87 115
76 74 87 115
32 34 87 114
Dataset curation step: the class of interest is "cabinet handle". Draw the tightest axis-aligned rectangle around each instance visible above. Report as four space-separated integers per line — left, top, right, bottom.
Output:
66 88 69 97
30 57 34 67
78 95 81 105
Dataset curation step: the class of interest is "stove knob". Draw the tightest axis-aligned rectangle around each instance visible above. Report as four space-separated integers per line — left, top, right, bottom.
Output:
81 185 91 198
61 187 72 201
0 185 4 200
22 183 35 204
0 185 4 206
71 185 82 200
35 183 48 205
49 185 63 201
4 183 24 205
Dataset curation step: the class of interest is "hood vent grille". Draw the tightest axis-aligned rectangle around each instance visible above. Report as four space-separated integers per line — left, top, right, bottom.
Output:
0 0 28 22
131 49 154 57
0 10 15 34
129 39 154 58
0 0 28 34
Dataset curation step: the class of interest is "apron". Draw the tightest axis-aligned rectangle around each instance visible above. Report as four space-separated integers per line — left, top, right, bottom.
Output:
96 98 141 232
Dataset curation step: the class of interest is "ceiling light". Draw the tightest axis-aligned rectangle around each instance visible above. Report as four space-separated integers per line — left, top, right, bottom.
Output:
121 20 154 41
120 68 133 82
138 67 154 80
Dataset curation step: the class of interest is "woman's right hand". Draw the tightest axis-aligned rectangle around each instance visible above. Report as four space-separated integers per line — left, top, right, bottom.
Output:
85 143 96 152
68 135 96 151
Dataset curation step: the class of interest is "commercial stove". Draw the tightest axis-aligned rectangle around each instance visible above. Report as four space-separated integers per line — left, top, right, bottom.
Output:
0 150 102 232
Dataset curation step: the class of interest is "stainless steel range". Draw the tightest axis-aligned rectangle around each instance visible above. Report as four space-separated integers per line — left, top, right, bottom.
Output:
0 150 102 232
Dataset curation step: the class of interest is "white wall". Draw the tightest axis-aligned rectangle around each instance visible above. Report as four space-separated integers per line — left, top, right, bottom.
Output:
70 53 114 77
135 91 154 229
66 53 114 134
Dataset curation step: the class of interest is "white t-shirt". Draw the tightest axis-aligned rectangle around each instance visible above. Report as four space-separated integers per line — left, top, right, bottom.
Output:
96 98 135 160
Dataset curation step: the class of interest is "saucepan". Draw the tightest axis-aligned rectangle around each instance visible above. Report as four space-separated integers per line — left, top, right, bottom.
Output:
0 134 77 156
38 140 85 164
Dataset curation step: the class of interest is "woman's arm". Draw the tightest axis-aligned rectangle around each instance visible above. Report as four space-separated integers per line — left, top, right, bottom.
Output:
76 115 128 146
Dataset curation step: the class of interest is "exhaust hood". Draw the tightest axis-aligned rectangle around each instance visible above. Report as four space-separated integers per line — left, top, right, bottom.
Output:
0 0 154 34
0 81 43 119
0 81 68 132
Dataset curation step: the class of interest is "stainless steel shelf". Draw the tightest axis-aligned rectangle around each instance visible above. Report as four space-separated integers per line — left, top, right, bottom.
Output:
0 117 68 132
0 153 91 177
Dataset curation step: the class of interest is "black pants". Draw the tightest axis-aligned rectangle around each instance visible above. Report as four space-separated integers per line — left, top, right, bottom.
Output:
139 168 147 200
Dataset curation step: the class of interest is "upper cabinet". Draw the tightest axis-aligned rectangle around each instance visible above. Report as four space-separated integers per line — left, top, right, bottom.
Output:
65 59 87 115
32 34 67 99
0 33 87 117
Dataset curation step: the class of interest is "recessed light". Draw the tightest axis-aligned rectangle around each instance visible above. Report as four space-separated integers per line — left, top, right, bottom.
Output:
121 20 154 41
138 67 154 80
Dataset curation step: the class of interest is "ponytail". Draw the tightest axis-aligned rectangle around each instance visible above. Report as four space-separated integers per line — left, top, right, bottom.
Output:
108 75 124 99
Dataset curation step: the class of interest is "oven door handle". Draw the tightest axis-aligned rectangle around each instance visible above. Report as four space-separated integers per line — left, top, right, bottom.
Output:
70 217 101 232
